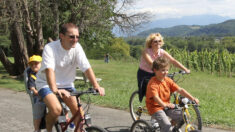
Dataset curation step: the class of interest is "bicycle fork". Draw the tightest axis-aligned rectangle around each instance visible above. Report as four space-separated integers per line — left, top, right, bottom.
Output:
183 108 196 132
74 104 92 132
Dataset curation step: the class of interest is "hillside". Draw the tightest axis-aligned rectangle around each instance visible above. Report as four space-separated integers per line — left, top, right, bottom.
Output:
137 19 235 37
139 14 230 29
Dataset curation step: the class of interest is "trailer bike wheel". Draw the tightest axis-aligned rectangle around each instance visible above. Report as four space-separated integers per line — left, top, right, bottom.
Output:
129 91 150 121
130 119 153 132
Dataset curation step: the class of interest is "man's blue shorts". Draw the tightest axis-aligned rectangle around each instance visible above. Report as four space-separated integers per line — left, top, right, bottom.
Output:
38 87 76 99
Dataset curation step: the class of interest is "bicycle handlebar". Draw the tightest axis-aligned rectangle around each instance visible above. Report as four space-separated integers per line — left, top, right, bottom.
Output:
167 70 189 82
70 88 99 97
168 70 187 77
164 98 199 111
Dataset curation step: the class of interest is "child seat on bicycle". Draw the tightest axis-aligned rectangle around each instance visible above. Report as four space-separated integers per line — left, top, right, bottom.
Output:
24 55 46 131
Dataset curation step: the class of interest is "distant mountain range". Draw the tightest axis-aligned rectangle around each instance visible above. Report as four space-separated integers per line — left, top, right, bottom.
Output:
137 19 235 37
140 15 230 29
113 14 233 37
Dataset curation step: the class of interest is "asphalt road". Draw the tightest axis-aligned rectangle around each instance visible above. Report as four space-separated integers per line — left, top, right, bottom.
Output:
0 88 234 132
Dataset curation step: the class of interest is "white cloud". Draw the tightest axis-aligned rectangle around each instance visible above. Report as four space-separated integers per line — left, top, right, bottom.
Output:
128 0 235 20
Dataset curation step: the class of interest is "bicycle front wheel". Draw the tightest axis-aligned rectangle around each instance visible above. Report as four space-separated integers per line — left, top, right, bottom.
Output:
130 119 153 132
129 91 150 121
184 104 202 131
85 125 107 132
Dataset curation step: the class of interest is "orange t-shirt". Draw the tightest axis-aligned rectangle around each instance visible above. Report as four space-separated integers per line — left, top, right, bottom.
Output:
146 76 180 115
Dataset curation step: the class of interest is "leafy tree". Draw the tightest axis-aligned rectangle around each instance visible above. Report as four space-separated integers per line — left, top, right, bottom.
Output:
0 0 150 76
124 37 145 46
109 37 130 59
0 0 30 75
130 45 143 59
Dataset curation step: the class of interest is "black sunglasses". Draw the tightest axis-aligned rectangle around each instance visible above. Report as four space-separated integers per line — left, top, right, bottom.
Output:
68 35 79 39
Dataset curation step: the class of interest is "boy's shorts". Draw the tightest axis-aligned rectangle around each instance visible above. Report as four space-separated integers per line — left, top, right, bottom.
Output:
32 96 46 120
38 87 76 99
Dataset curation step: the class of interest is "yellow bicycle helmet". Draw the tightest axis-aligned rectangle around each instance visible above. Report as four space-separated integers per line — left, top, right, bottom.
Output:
28 55 42 63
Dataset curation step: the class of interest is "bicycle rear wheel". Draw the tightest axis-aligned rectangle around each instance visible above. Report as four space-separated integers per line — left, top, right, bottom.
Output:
129 91 150 121
85 125 107 132
130 119 153 132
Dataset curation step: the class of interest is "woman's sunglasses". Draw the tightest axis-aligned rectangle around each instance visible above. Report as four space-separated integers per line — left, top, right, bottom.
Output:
153 40 161 43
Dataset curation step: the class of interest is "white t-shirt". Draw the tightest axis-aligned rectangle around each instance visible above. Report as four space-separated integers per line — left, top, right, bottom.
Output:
35 40 91 91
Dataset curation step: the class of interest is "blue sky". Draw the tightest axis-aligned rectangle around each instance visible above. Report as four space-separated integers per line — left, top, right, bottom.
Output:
127 0 235 20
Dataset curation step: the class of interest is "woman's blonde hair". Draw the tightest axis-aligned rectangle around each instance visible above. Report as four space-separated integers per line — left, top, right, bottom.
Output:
145 33 164 48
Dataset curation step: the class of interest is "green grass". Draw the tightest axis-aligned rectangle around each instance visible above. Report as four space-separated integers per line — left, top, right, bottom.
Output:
0 59 235 130
0 58 25 91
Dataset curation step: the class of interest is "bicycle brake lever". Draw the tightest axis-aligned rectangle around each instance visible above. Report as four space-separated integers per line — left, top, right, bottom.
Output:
93 89 99 95
179 70 186 74
191 100 200 107
88 88 99 95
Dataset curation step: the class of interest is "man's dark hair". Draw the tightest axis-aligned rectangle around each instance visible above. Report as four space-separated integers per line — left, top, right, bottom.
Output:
60 23 78 34
152 56 170 71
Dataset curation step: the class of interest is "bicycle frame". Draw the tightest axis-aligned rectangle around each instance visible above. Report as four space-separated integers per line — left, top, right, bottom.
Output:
57 89 97 132
60 101 85 132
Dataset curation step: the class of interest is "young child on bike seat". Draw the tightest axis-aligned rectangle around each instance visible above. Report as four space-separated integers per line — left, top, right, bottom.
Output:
26 55 46 132
145 56 199 132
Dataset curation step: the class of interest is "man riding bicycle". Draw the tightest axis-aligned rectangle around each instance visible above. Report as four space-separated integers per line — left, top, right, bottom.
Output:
35 23 105 132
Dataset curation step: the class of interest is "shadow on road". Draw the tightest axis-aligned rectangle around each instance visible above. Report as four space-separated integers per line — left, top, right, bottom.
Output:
104 126 130 132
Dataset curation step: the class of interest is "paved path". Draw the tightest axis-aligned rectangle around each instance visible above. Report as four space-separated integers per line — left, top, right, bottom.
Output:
0 88 234 132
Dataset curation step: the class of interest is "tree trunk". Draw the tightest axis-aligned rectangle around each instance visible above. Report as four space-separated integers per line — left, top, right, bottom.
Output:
10 22 29 75
22 0 34 57
51 0 59 40
6 0 28 75
33 0 44 55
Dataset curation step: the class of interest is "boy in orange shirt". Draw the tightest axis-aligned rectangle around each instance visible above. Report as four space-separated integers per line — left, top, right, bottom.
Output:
146 56 199 132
